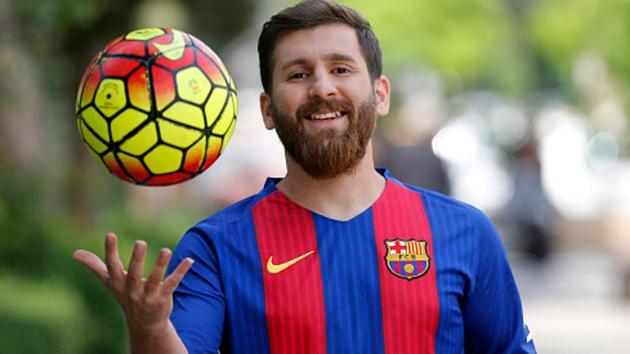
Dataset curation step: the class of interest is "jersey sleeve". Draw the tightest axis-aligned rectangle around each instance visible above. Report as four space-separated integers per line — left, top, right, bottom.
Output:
463 209 537 354
167 229 225 354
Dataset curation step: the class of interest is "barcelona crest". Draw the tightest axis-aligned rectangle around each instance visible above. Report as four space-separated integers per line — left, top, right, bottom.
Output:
384 239 430 280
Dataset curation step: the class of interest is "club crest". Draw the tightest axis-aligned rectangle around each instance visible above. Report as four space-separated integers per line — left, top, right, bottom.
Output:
384 238 430 280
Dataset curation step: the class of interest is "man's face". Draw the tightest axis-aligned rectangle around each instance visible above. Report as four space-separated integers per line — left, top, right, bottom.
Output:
260 23 390 178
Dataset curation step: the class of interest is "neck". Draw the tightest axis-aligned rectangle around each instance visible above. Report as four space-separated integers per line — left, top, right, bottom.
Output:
276 142 386 221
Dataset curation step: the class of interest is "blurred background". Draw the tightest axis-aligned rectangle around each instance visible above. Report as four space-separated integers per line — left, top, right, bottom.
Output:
1 0 630 352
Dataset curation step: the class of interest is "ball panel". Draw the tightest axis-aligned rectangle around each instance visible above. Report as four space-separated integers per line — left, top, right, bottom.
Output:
201 136 222 172
204 87 228 127
87 147 108 169
162 102 205 129
195 51 225 87
146 172 191 186
227 73 237 92
125 28 165 41
94 78 127 118
82 106 110 142
152 66 176 111
157 118 202 148
147 29 191 59
102 35 124 53
176 67 211 105
106 39 146 57
182 138 205 173
120 122 157 155
111 108 148 142
154 47 195 71
78 118 108 154
101 57 141 77
118 153 150 182
103 152 133 183
76 53 100 112
144 145 183 174
221 118 236 154
127 67 151 111
231 89 239 117
79 68 101 109
212 93 236 135
190 35 228 73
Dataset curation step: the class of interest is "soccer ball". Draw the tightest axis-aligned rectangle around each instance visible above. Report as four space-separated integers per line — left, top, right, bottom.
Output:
75 28 237 186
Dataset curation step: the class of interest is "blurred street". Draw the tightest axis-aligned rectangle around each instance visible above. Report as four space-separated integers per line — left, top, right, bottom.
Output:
512 247 630 354
2 0 630 352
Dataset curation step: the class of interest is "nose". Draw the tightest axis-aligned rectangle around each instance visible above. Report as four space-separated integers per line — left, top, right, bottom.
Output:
308 70 337 100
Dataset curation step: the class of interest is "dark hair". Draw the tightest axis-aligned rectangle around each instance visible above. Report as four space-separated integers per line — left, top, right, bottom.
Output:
257 0 382 94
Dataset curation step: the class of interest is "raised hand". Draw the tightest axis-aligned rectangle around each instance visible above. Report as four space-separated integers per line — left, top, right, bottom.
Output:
73 233 193 352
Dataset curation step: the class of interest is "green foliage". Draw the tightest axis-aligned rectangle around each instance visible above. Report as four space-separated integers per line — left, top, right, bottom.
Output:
12 0 103 31
0 168 206 353
0 274 88 354
528 0 630 87
338 0 532 94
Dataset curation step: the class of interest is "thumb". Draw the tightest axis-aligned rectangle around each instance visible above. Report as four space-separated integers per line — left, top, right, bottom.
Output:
73 249 109 283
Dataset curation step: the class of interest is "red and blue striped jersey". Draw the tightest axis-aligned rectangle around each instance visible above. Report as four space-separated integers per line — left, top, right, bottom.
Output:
169 169 536 354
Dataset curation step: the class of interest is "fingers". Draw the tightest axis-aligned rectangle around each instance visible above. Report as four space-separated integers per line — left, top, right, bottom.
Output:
145 248 173 294
104 233 125 283
73 249 109 283
126 240 147 296
162 258 194 294
76 233 188 299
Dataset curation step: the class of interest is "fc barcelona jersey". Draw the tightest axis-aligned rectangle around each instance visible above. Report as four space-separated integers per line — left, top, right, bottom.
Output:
168 170 536 354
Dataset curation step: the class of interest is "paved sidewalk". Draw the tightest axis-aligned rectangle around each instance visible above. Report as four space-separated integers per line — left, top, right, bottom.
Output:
511 251 630 354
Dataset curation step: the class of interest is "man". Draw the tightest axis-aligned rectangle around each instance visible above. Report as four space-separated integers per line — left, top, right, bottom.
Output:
74 1 537 353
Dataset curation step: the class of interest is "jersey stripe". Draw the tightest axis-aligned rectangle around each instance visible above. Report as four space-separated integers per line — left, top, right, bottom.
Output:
372 180 440 354
221 218 271 354
252 191 327 354
313 210 385 354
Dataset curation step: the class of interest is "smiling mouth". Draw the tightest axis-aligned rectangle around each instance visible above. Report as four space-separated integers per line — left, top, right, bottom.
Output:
308 111 347 120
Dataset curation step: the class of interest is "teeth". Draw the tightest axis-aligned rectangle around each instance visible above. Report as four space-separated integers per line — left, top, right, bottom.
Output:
311 111 342 120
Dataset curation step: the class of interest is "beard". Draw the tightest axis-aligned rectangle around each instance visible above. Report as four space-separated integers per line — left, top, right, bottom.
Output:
271 94 377 179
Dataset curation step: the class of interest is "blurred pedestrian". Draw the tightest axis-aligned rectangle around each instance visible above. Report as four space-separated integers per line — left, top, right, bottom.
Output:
379 118 450 195
503 137 557 261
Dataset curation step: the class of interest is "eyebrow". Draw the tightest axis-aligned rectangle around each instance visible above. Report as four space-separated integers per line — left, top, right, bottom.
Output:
280 58 308 72
324 53 357 64
279 52 358 72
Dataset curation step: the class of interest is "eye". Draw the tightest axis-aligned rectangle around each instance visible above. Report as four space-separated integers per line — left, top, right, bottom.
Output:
289 72 308 80
333 67 351 74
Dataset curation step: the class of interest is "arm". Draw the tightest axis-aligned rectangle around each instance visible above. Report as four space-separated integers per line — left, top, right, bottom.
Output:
168 230 226 353
463 212 536 354
73 233 192 354
127 318 186 354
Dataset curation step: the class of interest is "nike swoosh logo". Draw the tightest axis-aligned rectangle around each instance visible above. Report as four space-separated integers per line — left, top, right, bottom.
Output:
154 30 186 60
266 250 314 274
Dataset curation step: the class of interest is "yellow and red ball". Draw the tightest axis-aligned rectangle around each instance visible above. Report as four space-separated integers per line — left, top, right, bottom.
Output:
76 28 237 186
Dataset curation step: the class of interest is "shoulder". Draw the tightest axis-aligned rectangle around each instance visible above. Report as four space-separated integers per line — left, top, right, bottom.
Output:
170 194 258 254
190 191 269 240
388 176 497 246
391 176 489 223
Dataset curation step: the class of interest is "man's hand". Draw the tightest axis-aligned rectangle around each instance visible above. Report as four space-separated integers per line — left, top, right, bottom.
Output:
73 233 191 354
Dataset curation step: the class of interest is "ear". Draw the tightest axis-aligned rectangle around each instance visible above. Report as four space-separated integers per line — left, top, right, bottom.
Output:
259 92 275 130
373 75 391 117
